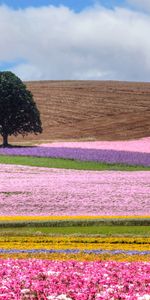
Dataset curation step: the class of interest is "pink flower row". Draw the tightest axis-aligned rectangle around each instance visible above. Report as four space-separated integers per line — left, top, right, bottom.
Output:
0 164 150 216
39 137 150 153
0 259 149 299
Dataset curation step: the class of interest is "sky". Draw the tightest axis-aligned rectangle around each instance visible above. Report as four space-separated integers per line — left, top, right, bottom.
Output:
0 0 150 81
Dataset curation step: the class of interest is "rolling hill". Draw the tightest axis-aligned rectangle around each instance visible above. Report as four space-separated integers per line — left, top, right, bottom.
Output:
6 80 150 143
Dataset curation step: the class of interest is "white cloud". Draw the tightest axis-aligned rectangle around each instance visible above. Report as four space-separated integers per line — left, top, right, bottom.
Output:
0 4 150 81
127 0 150 12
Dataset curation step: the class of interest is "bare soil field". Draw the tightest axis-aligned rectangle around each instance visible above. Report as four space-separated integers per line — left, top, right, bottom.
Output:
7 80 150 143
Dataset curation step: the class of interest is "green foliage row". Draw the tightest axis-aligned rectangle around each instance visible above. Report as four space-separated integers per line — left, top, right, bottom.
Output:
29 225 150 236
1 225 149 237
0 155 150 171
0 218 150 228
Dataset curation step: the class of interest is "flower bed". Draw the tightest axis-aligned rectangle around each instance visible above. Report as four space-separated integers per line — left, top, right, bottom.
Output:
0 139 149 299
39 138 150 153
1 252 150 262
0 234 150 261
0 146 150 166
0 164 150 216
0 215 148 222
0 138 150 166
0 259 149 299
0 236 149 251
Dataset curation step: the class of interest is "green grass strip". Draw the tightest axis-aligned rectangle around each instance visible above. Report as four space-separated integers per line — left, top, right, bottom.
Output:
0 226 149 236
0 219 150 227
0 155 150 171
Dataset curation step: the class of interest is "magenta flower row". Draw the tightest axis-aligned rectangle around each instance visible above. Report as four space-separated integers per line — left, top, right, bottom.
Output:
0 259 149 299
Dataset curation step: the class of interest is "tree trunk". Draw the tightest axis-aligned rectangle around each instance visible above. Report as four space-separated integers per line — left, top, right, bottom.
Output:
2 134 9 147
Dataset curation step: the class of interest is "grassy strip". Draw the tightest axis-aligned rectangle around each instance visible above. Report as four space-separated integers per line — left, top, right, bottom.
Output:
0 219 150 227
0 155 150 171
0 226 149 236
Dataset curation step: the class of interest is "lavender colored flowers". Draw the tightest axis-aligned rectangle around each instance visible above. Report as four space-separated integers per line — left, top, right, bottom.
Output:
0 139 150 166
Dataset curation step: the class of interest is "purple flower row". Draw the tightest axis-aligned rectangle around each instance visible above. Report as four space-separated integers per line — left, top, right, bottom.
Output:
0 249 150 255
0 146 150 166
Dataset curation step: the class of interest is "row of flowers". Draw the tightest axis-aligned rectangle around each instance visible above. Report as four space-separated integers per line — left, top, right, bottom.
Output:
0 164 150 216
0 259 149 299
0 236 149 251
36 140 150 153
0 141 150 166
0 248 150 255
0 215 149 222
0 249 150 255
0 252 150 262
0 145 150 166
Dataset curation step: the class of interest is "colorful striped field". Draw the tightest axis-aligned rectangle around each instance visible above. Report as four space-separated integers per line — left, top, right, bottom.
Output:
0 139 150 299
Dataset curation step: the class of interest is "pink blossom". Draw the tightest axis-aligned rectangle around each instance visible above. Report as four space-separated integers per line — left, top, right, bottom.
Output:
39 137 150 153
0 259 149 299
0 164 150 216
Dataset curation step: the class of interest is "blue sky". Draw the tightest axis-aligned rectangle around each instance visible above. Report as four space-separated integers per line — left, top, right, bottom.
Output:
0 0 126 11
0 0 150 81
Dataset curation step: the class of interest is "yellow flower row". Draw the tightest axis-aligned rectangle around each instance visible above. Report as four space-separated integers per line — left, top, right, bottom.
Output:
1 236 150 243
0 236 149 251
0 215 149 222
0 252 150 262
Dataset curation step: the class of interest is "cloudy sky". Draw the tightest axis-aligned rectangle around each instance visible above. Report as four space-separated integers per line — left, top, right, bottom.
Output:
0 0 150 81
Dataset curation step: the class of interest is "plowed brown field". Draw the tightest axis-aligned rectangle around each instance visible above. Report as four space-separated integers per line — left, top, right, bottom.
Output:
7 80 150 144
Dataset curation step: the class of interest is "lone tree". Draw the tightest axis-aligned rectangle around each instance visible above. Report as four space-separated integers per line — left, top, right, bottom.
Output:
0 71 42 147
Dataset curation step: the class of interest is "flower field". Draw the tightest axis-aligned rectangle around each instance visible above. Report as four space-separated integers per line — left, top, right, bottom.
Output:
0 164 150 216
0 138 150 166
39 138 150 153
3 145 149 165
0 231 149 299
0 236 150 251
0 139 150 299
0 260 149 299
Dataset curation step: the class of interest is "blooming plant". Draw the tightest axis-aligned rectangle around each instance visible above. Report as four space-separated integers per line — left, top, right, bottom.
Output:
0 139 150 166
0 259 149 299
39 139 150 153
0 236 149 251
0 139 150 299
0 164 150 216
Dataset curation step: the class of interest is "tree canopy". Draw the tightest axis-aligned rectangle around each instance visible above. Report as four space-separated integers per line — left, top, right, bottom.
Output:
0 71 42 146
